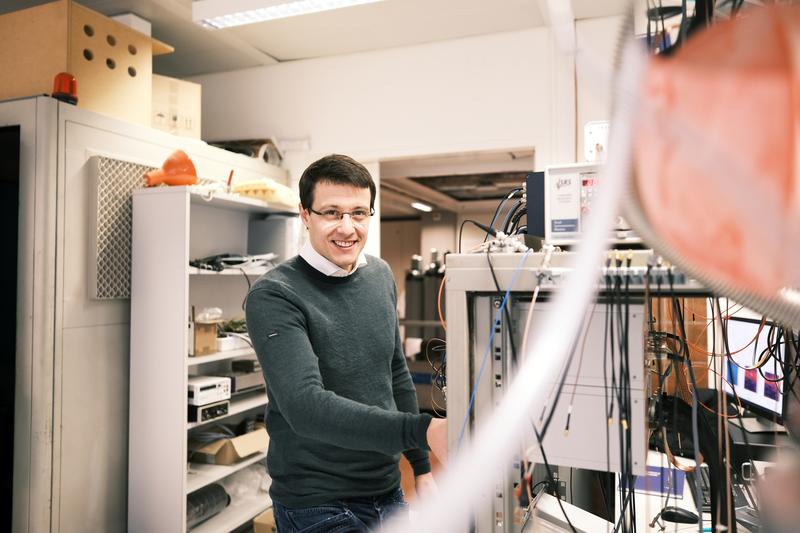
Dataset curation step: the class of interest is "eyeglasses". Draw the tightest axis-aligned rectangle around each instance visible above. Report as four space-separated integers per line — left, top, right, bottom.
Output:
307 207 375 224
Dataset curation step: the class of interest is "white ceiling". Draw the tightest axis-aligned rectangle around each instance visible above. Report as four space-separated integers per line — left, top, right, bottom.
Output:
228 0 543 62
1 0 629 77
1 0 629 217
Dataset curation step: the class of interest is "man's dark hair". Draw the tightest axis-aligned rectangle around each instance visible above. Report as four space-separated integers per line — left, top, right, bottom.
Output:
299 154 376 210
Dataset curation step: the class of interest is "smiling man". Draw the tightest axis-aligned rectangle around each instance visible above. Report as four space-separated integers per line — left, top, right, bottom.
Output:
246 154 447 533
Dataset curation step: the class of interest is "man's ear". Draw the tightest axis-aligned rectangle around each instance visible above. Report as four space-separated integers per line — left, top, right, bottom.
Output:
299 204 309 228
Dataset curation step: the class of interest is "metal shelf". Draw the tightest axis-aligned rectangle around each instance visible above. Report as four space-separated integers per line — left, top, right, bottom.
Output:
188 186 297 215
190 493 271 533
186 451 267 494
187 347 256 367
187 392 268 430
188 265 271 276
131 162 287 533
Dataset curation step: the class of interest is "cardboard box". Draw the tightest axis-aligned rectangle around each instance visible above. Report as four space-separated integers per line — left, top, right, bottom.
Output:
189 321 220 357
0 0 173 125
152 74 202 138
189 428 269 466
253 508 277 533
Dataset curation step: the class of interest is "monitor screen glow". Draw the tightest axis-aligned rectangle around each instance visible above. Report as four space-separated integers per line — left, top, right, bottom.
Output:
722 317 784 419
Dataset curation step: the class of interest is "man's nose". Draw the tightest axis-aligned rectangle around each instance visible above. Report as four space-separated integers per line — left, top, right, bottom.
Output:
338 213 355 231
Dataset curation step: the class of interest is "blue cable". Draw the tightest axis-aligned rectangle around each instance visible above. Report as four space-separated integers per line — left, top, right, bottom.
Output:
457 249 533 447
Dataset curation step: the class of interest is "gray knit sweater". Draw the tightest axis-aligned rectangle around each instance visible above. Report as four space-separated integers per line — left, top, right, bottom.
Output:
245 254 432 508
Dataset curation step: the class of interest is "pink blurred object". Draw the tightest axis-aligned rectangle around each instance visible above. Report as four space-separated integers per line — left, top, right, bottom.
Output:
633 5 800 298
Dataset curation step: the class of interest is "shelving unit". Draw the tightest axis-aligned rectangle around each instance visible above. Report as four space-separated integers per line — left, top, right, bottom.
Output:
187 186 296 215
192 495 272 533
130 185 291 533
187 451 268 494
188 266 272 276
187 392 268 430
187 347 257 367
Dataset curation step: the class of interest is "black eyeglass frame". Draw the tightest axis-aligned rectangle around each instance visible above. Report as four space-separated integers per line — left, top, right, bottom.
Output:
306 206 376 221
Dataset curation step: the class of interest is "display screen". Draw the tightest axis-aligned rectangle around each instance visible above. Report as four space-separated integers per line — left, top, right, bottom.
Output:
722 317 784 419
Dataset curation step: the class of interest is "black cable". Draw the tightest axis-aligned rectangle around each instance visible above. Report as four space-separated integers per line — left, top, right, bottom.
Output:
608 262 626 531
756 330 784 385
238 267 252 311
679 0 688 46
500 199 524 234
533 425 578 533
596 471 612 522
715 297 761 515
530 479 549 494
613 265 626 530
508 207 528 235
538 321 585 440
710 296 724 524
487 250 576 532
658 0 668 52
652 273 669 441
459 219 497 253
486 251 519 367
458 219 471 254
569 467 574 504
615 262 636 533
612 490 635 533
486 246 589 532
784 330 800 405
603 256 638 533
484 188 522 243
623 260 637 531
603 267 613 484
667 274 704 533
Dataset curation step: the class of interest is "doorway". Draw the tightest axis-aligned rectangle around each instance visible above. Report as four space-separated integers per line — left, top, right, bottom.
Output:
0 125 20 531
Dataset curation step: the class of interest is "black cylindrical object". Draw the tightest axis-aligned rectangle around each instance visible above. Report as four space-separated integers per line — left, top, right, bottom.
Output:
404 255 424 340
422 249 445 340
186 483 230 529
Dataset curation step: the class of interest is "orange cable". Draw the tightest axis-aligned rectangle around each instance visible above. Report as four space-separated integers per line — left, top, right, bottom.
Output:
684 318 767 357
688 306 746 348
676 360 743 419
437 275 447 331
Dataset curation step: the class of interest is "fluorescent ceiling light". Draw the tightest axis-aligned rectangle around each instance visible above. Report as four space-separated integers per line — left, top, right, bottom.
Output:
194 0 385 28
411 202 433 213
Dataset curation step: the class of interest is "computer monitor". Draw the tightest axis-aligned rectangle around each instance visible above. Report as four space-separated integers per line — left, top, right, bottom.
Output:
722 317 786 423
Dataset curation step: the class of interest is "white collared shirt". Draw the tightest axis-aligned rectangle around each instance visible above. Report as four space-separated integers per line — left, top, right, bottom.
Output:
299 241 367 277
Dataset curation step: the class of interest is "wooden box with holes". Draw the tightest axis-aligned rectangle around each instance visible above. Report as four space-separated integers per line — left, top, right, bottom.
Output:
0 0 173 125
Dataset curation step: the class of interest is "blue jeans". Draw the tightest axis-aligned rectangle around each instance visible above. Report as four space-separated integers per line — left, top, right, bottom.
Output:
272 488 409 533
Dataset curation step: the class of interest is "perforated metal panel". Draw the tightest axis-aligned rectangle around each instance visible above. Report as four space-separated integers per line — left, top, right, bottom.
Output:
90 156 155 299
89 155 219 299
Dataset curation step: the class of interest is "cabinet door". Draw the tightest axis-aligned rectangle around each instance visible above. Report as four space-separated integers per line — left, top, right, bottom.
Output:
2 96 58 533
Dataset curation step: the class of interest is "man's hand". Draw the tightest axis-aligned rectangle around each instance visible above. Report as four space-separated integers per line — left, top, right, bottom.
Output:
426 417 448 462
414 472 438 498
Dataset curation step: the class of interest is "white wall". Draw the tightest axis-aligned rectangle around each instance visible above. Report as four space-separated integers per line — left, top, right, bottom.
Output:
192 17 625 258
192 26 576 178
419 212 457 261
575 15 625 161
